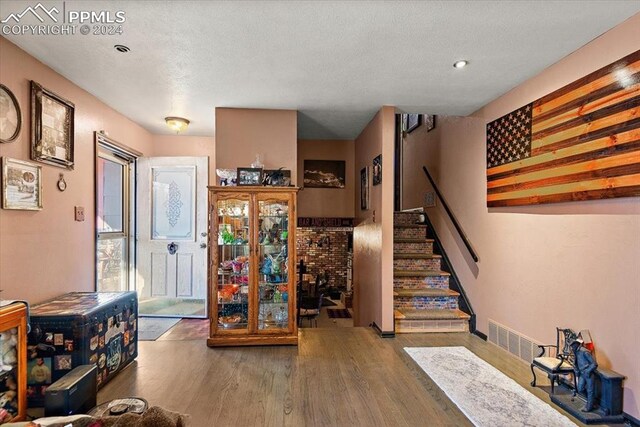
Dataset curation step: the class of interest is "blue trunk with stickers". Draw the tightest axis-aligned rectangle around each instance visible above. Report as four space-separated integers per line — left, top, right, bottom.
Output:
27 292 138 406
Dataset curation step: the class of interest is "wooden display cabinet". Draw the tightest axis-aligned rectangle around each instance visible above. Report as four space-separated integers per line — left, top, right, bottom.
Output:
0 302 27 423
208 186 299 347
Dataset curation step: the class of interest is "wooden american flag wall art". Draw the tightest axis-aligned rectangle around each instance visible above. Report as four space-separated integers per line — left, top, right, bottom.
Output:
486 50 640 207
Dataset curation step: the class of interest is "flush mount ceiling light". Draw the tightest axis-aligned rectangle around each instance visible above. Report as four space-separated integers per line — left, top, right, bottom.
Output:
165 116 190 134
114 44 130 53
453 60 469 69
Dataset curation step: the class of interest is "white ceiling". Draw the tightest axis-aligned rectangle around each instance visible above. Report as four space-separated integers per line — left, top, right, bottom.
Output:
2 1 639 139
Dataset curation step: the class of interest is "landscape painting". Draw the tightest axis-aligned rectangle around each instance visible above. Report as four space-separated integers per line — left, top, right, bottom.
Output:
303 160 346 188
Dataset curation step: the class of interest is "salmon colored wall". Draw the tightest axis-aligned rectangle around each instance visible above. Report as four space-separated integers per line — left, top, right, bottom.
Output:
297 139 355 218
353 106 395 331
150 135 215 184
215 108 297 183
405 15 640 418
0 37 153 303
401 120 443 210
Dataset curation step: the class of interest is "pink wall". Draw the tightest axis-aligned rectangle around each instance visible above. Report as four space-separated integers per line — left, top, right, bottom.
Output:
401 120 443 210
353 106 395 331
0 37 153 303
151 135 215 183
215 108 297 183
297 139 355 218
405 15 640 418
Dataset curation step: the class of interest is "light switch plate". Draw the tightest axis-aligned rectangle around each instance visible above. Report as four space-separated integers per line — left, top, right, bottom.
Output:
75 206 85 222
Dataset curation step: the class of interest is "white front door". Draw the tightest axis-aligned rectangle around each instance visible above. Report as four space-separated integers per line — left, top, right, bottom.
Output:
137 157 208 317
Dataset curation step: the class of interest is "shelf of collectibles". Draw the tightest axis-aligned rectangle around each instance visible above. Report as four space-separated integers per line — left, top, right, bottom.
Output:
208 186 299 346
0 301 28 423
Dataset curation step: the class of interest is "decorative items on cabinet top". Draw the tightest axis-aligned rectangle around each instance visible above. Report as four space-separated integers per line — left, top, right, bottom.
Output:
209 185 299 192
216 169 293 187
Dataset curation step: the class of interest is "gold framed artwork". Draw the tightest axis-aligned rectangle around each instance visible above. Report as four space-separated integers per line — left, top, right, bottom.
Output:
31 81 75 169
2 157 43 210
0 84 22 143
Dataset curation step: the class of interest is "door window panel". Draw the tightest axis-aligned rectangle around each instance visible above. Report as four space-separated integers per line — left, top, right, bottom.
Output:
151 166 195 240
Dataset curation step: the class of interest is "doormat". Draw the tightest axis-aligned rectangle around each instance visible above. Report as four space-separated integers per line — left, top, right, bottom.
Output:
138 317 181 341
326 308 352 319
404 347 575 427
322 298 337 307
139 298 205 316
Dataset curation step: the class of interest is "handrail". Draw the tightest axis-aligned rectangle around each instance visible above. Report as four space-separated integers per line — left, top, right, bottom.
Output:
422 214 476 334
422 166 479 263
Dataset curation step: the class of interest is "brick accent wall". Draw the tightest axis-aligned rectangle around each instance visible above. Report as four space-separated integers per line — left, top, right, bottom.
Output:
393 276 450 289
393 227 427 239
394 296 459 310
296 228 352 288
393 241 434 254
394 212 422 225
394 258 442 270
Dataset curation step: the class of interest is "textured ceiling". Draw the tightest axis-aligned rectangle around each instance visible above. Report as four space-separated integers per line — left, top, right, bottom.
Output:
2 1 639 139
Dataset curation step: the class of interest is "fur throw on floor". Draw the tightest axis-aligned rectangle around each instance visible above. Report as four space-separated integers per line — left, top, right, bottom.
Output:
16 406 189 427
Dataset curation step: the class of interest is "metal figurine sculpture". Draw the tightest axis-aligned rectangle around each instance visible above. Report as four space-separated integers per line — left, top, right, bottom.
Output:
571 338 598 412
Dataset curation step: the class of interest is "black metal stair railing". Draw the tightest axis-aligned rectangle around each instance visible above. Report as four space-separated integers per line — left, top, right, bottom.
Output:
422 166 478 263
421 213 476 333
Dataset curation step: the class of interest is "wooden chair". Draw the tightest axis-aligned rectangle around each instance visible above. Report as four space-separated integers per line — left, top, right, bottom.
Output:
299 293 323 328
531 327 578 394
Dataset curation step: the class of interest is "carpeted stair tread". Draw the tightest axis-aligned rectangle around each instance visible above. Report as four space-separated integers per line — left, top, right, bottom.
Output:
394 270 450 277
394 253 441 259
394 238 434 243
394 224 428 228
395 309 471 320
394 289 459 297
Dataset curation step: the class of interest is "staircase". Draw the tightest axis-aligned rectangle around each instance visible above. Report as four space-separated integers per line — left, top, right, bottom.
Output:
394 211 470 333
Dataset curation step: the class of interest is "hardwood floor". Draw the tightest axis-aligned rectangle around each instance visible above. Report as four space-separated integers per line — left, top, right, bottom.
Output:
98 328 599 426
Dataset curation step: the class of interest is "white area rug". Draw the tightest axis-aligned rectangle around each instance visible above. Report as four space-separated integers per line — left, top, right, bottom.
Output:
404 346 575 427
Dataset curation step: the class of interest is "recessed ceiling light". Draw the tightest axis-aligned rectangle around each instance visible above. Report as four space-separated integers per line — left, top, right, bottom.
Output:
453 60 469 69
114 44 130 53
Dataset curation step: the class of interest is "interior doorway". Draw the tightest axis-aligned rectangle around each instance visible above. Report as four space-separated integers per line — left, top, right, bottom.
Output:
136 157 209 318
296 226 354 328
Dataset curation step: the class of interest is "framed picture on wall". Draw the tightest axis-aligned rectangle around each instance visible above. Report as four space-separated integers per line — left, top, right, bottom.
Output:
360 166 369 210
303 160 346 188
0 84 22 143
31 81 75 169
372 154 382 186
407 114 421 133
237 167 262 186
424 114 436 132
2 157 43 210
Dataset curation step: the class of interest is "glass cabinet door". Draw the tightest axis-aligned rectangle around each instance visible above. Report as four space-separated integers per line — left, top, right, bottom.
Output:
256 196 291 331
214 197 251 332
